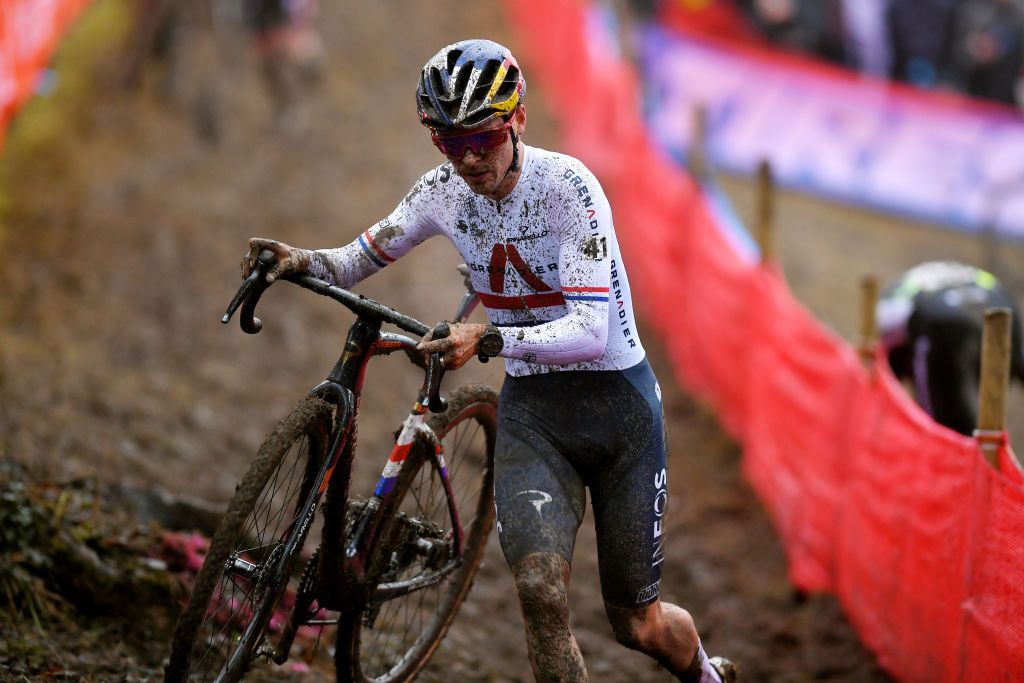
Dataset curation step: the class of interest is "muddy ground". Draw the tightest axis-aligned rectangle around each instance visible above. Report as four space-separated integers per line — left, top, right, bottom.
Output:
2 1 1023 681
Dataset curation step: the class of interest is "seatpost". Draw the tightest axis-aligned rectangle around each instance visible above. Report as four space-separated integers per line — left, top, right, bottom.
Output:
454 264 479 323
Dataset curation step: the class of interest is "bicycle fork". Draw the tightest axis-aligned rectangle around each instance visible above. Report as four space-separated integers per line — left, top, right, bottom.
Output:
266 388 357 664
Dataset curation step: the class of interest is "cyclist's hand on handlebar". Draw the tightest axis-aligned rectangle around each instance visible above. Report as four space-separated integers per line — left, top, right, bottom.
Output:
241 238 311 284
417 322 488 371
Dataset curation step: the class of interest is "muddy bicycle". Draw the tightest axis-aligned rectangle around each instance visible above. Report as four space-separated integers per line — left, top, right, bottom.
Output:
164 251 497 682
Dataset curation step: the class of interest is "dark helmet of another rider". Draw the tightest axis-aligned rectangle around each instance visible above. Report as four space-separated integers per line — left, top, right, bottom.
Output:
416 39 526 130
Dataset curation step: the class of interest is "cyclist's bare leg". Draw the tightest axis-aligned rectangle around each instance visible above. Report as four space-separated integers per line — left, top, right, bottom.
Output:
605 600 712 682
513 552 587 683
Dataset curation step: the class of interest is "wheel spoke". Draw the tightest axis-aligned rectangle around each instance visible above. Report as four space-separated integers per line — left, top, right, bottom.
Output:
167 398 331 683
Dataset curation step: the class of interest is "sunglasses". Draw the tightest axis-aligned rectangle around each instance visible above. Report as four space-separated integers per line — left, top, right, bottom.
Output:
431 120 512 159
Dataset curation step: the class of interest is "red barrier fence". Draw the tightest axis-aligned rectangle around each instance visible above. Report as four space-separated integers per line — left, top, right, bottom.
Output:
0 0 91 150
504 1 1024 680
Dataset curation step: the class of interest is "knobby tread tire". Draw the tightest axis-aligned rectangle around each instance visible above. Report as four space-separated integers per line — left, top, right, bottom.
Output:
164 395 334 683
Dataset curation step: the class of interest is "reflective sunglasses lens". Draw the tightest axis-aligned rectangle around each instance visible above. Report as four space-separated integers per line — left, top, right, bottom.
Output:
432 126 509 158
432 136 469 158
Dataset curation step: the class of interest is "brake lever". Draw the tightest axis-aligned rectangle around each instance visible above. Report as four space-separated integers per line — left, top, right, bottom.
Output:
221 250 276 334
222 272 259 324
425 321 450 413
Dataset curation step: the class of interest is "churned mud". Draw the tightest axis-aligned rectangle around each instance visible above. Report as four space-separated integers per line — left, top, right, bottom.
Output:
2 1 1023 681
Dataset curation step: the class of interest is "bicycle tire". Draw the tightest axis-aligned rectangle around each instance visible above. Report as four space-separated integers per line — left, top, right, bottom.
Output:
165 395 335 683
335 384 498 683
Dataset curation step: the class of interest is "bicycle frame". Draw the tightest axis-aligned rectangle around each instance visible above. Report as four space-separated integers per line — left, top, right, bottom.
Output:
309 317 447 612
221 256 482 663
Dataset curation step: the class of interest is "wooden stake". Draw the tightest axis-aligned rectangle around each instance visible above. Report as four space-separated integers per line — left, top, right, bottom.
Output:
859 275 879 369
690 105 710 182
756 160 774 265
975 307 1012 468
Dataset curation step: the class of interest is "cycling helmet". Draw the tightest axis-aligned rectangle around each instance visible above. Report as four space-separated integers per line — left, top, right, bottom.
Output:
416 39 525 130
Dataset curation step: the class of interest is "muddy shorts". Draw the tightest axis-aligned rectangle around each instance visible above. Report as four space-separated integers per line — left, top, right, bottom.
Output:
494 358 669 608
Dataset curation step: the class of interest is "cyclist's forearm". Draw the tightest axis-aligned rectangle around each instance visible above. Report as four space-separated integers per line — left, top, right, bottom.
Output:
307 210 439 288
306 246 382 288
497 306 608 364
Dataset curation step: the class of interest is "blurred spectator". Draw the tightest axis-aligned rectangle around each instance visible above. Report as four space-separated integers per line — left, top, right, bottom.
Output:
118 0 183 97
736 0 846 62
943 0 1024 105
840 0 892 78
626 0 659 19
886 0 959 88
116 0 224 144
115 0 325 139
660 0 1024 109
243 0 324 131
877 261 1024 435
649 0 757 40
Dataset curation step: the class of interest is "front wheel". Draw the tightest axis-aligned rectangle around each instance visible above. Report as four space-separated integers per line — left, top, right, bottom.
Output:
335 384 498 683
165 396 334 683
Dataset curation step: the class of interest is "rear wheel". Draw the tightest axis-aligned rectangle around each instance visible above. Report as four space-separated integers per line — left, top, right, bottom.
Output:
335 384 497 683
165 396 334 683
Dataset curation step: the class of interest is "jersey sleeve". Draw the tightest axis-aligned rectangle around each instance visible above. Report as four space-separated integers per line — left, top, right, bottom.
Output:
305 168 448 288
497 167 612 364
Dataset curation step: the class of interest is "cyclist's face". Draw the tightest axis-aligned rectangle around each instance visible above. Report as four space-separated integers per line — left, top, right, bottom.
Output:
436 107 526 200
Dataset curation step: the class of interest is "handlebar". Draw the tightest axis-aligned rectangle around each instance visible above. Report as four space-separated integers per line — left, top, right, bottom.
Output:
223 250 431 338
221 251 275 334
223 250 456 411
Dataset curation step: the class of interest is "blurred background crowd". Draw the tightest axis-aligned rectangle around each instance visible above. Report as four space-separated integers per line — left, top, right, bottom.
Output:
115 0 1024 144
634 0 1024 109
118 0 324 138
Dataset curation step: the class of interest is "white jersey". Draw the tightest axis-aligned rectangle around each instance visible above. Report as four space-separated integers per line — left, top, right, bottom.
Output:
307 145 646 377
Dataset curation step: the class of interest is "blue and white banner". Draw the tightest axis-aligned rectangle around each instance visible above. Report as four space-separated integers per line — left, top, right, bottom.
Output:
640 26 1024 240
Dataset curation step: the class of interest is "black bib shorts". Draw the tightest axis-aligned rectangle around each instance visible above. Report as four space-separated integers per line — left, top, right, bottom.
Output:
494 358 669 608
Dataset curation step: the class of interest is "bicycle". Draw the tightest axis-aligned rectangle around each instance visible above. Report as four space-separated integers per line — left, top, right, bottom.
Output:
164 250 498 682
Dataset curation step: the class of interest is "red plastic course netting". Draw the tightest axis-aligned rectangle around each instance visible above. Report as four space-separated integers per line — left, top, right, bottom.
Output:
504 1 1024 680
0 0 91 150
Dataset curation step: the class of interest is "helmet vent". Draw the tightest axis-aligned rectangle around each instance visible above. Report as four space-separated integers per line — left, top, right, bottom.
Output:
475 60 501 99
446 49 463 74
429 68 447 100
453 65 473 102
496 66 520 99
463 109 493 127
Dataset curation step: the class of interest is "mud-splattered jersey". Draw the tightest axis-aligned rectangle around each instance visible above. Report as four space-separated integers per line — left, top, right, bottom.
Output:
306 145 646 377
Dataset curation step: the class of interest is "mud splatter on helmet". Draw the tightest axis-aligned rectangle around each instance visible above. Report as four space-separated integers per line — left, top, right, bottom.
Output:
416 39 525 130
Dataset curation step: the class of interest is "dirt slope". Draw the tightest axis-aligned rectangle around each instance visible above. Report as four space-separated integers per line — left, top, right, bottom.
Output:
4 1 1021 681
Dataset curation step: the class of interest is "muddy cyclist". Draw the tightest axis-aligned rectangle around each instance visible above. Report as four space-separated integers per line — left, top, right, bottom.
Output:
241 38 737 683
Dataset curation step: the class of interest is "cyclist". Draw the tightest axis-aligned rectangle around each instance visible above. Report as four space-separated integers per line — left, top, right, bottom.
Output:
877 261 1024 435
241 39 736 683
